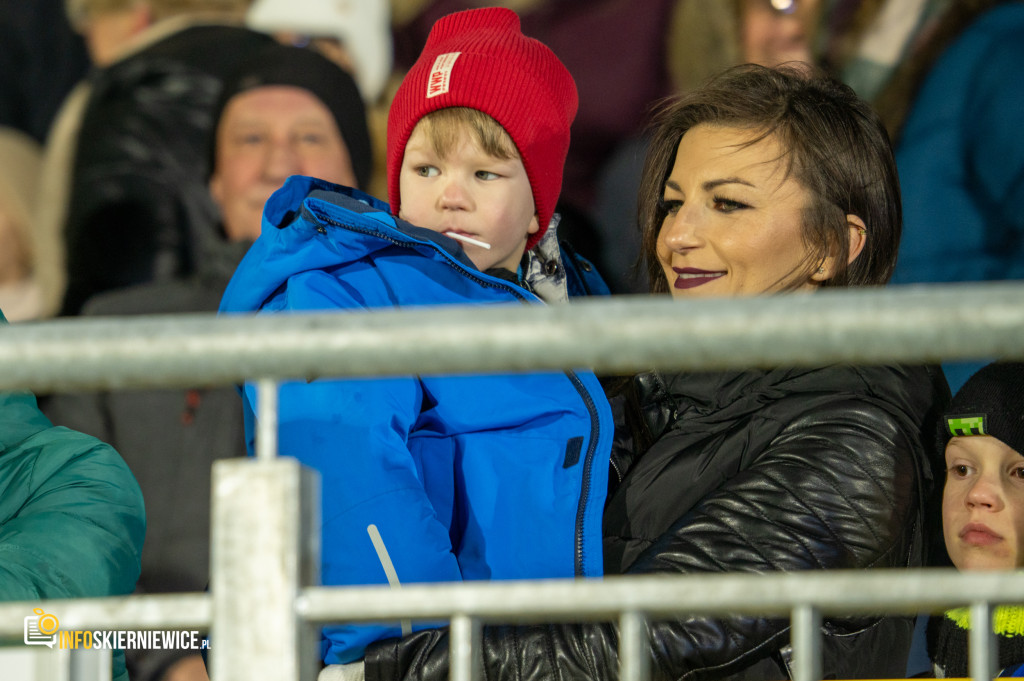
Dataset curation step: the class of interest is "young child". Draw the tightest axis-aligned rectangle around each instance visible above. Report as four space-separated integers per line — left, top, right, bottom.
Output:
928 361 1024 676
219 7 612 666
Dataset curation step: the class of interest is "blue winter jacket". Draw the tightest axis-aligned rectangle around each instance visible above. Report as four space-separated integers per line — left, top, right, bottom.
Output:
219 176 613 664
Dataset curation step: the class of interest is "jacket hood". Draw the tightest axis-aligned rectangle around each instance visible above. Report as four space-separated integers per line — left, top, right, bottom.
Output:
0 310 52 452
221 175 507 315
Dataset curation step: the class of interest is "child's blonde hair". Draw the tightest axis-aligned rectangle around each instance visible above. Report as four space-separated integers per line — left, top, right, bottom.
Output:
415 107 519 162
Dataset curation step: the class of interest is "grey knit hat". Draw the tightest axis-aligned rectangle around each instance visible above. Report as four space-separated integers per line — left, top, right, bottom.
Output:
941 362 1024 454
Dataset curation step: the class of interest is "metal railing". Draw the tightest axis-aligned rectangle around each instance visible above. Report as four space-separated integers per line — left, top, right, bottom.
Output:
1 281 1024 681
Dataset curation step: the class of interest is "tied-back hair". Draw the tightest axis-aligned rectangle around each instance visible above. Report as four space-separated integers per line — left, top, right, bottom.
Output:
638 63 901 294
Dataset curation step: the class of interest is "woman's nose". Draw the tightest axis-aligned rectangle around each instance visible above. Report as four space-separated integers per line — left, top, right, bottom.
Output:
660 208 702 251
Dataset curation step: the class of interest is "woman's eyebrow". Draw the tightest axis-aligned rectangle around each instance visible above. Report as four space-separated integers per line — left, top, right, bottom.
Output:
663 177 756 194
704 177 754 191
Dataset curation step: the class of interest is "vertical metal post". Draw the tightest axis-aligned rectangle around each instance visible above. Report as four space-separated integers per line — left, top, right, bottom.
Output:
49 648 71 681
256 378 279 462
791 605 822 681
450 614 481 681
69 648 111 681
619 611 650 681
970 601 997 681
210 458 321 681
0 648 71 681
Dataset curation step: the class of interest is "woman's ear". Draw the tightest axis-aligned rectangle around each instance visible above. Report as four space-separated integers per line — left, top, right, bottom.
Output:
845 214 867 265
811 214 868 283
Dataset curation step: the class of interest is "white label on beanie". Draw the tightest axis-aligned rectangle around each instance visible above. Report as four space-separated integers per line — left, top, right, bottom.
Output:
427 52 461 98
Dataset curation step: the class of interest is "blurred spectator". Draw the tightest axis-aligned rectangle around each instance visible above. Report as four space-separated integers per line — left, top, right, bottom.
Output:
56 0 274 317
0 307 145 681
244 0 392 199
670 0 821 92
817 0 946 101
29 81 88 320
44 43 371 681
874 0 1024 286
0 127 43 321
0 0 89 143
858 0 1023 392
245 0 392 105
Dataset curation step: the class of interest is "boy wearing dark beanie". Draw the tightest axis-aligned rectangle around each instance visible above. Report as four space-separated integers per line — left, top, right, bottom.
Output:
928 361 1024 676
219 7 612 673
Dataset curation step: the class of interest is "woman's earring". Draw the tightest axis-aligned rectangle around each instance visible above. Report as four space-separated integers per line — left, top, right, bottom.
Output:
858 228 867 236
816 266 825 274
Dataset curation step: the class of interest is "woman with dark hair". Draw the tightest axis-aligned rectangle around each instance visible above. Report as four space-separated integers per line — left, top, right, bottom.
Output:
636 66 901 294
355 64 948 681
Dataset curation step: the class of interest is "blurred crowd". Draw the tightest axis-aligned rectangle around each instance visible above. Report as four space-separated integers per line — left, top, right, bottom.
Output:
1 1 1022 679
2 0 1021 310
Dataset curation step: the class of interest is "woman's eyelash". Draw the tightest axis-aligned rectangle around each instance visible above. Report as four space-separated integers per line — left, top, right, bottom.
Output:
658 195 749 214
658 197 682 213
713 196 749 210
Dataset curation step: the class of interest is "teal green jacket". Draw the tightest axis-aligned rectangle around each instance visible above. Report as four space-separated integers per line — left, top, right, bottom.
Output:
0 310 145 680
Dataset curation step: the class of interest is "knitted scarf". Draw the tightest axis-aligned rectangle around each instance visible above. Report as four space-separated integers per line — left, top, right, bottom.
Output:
927 606 1024 676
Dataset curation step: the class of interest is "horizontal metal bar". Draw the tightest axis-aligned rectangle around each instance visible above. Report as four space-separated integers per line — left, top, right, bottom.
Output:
1 571 1020 639
0 593 210 637
294 568 1024 624
2 282 1023 392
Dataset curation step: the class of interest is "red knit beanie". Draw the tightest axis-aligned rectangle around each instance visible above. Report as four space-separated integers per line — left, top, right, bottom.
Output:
387 7 578 249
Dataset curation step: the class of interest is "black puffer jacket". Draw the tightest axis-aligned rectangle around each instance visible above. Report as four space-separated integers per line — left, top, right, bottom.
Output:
364 364 948 681
60 24 274 316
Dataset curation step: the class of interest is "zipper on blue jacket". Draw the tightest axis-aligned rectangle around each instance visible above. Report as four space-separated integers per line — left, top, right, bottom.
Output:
566 369 601 577
310 208 533 301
